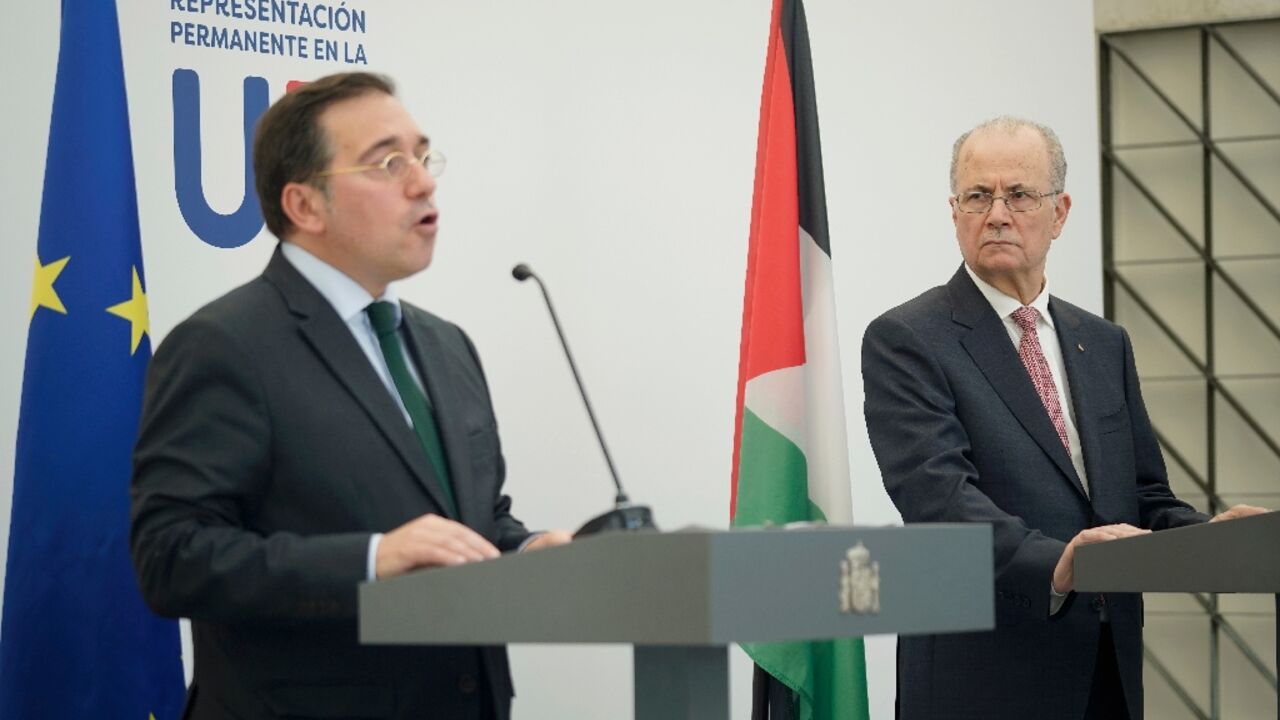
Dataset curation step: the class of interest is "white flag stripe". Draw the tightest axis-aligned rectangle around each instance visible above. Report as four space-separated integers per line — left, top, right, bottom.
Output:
741 226 854 525
800 226 854 524
743 364 807 455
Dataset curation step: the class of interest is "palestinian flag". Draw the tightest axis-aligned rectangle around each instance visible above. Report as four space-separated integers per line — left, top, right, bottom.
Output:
729 0 870 718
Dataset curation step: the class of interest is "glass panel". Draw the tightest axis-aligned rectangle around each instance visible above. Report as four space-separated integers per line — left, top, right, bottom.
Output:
1114 167 1202 262
1143 613 1212 714
1109 29 1204 142
1219 593 1280 614
1213 275 1280 375
1209 38 1280 139
1163 458 1207 512
1214 386 1280 497
1218 491 1280 509
1144 678 1205 720
1213 19 1280 133
1114 146 1205 247
1118 264 1206 359
1212 153 1280 258
1114 288 1205 375
1145 380 1208 478
1214 138 1280 226
1218 259 1280 323
1219 617 1278 718
1146 592 1207 613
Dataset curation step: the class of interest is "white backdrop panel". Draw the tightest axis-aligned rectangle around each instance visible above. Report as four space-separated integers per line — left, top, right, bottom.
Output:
1 1 1100 718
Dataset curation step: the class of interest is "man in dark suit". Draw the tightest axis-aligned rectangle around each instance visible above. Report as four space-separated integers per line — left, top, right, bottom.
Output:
861 116 1265 720
131 72 570 720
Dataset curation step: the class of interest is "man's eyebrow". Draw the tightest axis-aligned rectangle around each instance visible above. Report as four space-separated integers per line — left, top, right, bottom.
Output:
357 135 430 162
357 137 398 163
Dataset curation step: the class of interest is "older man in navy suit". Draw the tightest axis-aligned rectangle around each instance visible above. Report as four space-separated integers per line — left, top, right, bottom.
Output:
861 116 1265 720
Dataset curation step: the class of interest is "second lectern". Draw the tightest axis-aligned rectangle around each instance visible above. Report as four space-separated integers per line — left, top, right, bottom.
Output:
1074 511 1280 719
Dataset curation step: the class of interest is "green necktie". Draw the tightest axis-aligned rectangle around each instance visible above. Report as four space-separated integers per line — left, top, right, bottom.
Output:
366 301 458 517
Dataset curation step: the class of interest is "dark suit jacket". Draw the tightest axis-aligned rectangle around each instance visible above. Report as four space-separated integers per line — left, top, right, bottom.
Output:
131 248 531 720
861 266 1206 720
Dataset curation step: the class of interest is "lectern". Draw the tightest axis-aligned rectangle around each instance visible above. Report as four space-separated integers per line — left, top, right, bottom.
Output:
360 525 993 719
1074 511 1280 718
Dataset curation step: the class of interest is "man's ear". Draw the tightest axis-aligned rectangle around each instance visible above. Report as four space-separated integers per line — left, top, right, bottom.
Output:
281 181 328 236
1051 192 1072 238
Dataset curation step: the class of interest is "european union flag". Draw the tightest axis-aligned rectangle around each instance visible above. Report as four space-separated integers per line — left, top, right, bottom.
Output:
0 1 186 717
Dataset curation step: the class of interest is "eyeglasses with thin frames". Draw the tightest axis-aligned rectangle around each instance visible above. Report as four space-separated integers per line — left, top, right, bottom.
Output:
315 148 446 182
953 189 1059 214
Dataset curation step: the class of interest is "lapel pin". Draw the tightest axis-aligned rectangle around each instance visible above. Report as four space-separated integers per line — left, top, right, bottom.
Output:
1077 343 1085 352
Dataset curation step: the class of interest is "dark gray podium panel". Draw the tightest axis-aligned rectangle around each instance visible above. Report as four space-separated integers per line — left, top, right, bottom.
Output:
1074 511 1280 593
359 524 993 646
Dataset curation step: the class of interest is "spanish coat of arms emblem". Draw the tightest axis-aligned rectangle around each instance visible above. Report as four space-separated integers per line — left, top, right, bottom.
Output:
839 541 880 615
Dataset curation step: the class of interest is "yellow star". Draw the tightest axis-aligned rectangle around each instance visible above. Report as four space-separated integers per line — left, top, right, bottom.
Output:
106 266 150 355
30 254 70 321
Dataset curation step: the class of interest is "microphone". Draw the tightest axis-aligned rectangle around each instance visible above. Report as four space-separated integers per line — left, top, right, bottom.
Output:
511 263 656 538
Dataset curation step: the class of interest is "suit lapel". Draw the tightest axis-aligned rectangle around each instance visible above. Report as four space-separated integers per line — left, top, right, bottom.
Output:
1050 298 1103 502
948 268 1087 498
263 249 456 517
403 313 478 527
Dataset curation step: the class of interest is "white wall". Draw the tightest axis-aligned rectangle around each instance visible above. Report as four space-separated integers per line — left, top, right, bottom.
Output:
0 1 1100 717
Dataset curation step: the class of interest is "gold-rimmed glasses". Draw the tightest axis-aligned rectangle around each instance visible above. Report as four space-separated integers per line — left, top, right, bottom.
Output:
316 148 446 182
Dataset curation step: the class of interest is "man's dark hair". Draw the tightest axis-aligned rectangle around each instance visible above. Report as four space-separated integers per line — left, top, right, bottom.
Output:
253 72 395 239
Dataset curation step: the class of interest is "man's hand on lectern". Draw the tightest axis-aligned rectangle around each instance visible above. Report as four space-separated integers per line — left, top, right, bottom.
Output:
1209 504 1270 523
522 530 573 552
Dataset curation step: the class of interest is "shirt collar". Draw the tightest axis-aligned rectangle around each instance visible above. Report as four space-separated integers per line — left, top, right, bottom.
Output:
964 263 1054 329
280 242 403 326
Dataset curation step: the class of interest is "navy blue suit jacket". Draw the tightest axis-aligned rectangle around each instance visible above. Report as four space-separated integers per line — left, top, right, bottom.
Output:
862 266 1206 720
131 249 530 719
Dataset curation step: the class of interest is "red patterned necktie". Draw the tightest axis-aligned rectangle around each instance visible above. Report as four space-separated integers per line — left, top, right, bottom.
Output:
1012 306 1070 453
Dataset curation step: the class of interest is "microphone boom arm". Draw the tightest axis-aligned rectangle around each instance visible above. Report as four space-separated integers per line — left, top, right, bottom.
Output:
512 263 656 537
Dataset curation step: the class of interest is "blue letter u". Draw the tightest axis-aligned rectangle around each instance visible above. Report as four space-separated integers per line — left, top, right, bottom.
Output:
172 70 267 249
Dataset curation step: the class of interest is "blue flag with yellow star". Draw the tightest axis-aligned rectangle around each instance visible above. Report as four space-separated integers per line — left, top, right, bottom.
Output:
0 1 186 717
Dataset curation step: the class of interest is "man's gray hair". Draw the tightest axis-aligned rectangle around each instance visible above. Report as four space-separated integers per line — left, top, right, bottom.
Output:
949 116 1067 194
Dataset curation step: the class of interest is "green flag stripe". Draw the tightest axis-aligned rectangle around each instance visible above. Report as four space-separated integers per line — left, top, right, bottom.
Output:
744 638 870 720
733 408 871 720
732 407 811 527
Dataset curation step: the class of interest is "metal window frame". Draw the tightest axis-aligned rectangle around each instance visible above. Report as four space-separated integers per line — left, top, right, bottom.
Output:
1100 17 1280 720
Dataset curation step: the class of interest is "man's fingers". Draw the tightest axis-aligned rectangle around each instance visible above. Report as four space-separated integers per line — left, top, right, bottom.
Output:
377 513 501 577
1072 524 1150 547
418 521 499 561
411 514 500 559
444 529 499 560
1100 523 1149 540
423 535 485 563
524 530 573 552
1210 504 1270 522
1056 525 1146 594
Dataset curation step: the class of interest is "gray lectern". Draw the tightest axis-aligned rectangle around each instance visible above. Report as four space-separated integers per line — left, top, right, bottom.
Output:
1074 511 1280 718
360 525 993 719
